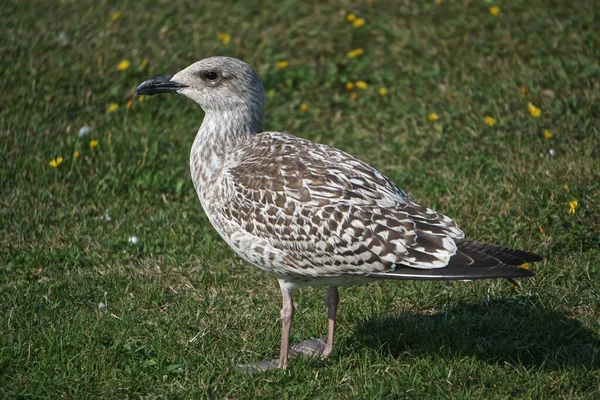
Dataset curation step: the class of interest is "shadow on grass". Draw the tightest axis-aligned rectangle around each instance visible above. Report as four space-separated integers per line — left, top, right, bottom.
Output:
351 298 600 370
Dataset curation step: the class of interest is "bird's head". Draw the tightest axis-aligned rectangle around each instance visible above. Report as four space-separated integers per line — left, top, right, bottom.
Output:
136 56 264 114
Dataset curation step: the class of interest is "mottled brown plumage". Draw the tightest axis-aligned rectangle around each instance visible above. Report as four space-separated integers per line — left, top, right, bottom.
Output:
136 56 541 372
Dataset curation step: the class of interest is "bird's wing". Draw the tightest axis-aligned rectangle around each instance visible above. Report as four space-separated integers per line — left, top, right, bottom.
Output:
223 132 466 277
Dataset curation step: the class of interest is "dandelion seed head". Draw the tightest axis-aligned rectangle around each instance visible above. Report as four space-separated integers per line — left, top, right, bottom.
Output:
128 236 139 244
78 125 92 138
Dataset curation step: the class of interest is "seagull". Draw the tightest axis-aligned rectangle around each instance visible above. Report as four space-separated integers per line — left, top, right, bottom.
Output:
136 56 541 372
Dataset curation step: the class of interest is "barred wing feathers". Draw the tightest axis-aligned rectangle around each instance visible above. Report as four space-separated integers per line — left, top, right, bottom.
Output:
224 132 537 280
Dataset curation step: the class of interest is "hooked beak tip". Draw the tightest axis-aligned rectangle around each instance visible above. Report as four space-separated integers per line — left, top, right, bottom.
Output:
135 75 188 96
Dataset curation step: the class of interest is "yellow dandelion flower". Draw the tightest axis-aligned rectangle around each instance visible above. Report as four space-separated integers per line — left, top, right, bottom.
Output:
351 92 358 100
49 156 63 168
489 6 500 16
116 60 131 71
528 102 541 117
543 130 552 139
353 18 365 28
74 150 80 159
90 139 99 149
276 61 289 69
539 226 545 234
569 200 578 214
379 88 387 96
300 103 308 112
218 33 231 45
355 81 368 90
138 95 146 103
126 100 133 110
107 103 119 112
520 86 527 96
347 48 364 58
110 11 120 22
428 113 439 122
141 58 149 68
484 116 496 126
521 262 529 270
346 13 357 22
345 82 354 90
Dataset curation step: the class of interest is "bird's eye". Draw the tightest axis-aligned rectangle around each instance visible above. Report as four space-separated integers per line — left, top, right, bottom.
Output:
204 71 219 80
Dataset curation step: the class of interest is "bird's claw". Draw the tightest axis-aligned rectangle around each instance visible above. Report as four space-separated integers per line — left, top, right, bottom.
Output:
290 338 328 358
236 359 282 374
237 338 329 374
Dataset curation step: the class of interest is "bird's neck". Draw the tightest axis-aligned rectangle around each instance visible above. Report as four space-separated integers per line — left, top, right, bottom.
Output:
190 107 263 197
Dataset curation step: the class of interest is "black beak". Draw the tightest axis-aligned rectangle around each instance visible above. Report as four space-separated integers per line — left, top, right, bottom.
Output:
135 75 188 96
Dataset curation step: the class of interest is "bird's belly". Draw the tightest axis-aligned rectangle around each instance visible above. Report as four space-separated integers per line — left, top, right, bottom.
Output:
276 274 376 289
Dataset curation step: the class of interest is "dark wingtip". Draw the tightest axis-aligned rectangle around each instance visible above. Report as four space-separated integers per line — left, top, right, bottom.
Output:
455 239 543 265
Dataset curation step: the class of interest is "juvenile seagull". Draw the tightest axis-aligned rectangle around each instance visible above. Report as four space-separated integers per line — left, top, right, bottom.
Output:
136 57 541 372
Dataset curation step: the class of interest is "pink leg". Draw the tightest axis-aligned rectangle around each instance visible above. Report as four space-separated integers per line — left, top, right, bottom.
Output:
279 283 294 369
236 280 294 373
289 286 339 359
237 282 337 373
322 286 339 358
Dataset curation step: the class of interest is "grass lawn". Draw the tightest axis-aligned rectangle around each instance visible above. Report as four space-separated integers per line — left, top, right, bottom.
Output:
1 0 599 398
